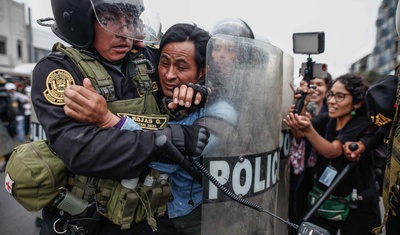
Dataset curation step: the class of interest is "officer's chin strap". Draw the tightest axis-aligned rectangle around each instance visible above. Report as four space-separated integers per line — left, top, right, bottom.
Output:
155 135 299 230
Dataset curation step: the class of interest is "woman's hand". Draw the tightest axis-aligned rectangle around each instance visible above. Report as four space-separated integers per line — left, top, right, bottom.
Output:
342 141 365 162
283 112 311 132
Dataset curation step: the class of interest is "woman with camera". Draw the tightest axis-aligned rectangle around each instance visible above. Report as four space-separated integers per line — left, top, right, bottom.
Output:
284 73 380 235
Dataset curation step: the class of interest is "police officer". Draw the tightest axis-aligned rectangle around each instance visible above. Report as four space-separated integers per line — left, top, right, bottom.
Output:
343 2 400 235
0 77 14 171
207 17 255 101
31 0 209 234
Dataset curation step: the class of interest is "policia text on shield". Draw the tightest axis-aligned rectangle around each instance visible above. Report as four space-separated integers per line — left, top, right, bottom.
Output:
155 134 331 235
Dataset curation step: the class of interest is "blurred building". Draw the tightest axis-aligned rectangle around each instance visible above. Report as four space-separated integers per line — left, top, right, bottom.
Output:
351 0 400 76
0 0 61 81
1 0 65 140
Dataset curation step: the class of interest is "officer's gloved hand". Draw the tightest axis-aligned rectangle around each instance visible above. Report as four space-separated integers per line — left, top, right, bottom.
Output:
170 124 209 156
167 80 211 110
185 82 210 107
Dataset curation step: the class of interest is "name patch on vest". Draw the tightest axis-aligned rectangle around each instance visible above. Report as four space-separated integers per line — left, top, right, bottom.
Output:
43 69 75 105
119 113 169 130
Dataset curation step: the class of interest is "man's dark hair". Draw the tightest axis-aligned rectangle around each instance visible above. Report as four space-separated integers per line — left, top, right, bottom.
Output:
159 23 211 77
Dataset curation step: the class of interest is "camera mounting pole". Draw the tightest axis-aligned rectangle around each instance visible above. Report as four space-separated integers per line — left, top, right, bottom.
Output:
292 31 325 114
293 56 314 114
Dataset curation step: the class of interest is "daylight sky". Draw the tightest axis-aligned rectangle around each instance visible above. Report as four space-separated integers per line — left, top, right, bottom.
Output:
16 0 382 79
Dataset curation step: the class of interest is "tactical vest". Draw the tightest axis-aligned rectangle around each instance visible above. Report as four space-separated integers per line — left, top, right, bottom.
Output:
52 42 171 231
373 69 400 234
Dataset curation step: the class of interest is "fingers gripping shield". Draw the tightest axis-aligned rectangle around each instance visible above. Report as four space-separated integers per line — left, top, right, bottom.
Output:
202 35 283 234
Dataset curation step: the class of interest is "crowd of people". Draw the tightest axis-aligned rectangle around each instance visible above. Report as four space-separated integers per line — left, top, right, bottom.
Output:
5 0 400 234
0 78 31 171
285 73 381 235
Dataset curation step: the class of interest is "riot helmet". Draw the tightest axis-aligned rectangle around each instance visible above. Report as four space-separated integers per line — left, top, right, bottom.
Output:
50 0 159 49
207 18 258 98
5 83 16 91
210 17 254 39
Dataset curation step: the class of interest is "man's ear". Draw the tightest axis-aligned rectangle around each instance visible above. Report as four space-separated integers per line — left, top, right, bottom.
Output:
199 67 206 79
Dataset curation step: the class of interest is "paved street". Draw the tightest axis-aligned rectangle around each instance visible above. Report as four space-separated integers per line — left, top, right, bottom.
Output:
1 136 41 235
0 171 41 235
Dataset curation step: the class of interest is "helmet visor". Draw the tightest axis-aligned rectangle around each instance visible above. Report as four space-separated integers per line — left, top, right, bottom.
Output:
91 0 158 42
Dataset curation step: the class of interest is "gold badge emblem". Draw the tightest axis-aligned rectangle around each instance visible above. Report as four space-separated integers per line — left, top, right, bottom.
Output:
371 113 392 126
43 69 75 105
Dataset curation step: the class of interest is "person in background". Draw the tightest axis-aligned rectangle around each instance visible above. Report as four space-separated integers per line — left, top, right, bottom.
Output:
32 0 209 234
343 61 399 235
5 82 29 143
309 73 332 115
0 77 14 171
342 3 400 235
288 73 332 233
284 73 380 235
23 85 32 136
199 17 256 154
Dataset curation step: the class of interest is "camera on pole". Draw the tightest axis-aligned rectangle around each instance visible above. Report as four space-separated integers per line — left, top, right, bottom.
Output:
292 31 328 114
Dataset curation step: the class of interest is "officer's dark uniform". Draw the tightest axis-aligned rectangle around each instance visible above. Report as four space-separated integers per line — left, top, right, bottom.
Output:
32 45 166 235
32 48 163 179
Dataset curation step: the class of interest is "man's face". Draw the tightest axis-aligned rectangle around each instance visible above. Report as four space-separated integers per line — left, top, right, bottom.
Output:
211 39 238 71
158 41 203 98
92 14 134 62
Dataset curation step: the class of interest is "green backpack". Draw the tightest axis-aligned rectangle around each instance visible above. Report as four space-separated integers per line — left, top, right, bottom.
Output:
4 140 67 212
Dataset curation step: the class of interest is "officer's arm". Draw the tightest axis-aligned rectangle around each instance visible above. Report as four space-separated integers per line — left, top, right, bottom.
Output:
64 78 120 128
32 57 162 179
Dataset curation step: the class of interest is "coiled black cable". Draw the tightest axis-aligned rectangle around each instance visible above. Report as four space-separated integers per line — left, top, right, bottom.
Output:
155 134 299 230
190 158 299 230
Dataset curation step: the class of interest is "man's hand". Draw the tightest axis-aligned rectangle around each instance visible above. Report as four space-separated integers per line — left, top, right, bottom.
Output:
168 124 210 156
63 78 119 128
168 83 209 110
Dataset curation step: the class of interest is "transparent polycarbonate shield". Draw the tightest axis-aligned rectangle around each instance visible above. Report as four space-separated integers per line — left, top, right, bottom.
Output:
274 51 294 234
202 34 283 235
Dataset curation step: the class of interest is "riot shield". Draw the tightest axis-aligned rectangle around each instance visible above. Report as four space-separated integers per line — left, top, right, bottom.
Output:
202 34 283 235
30 106 47 141
274 51 294 234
